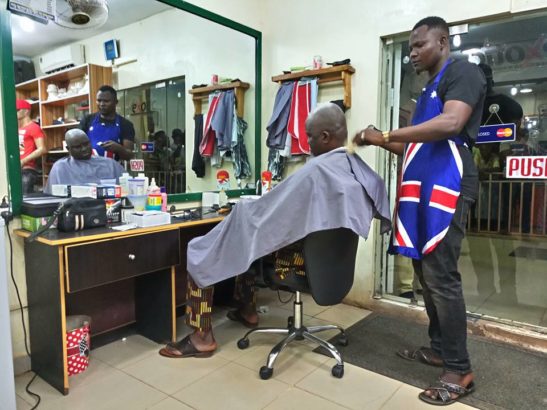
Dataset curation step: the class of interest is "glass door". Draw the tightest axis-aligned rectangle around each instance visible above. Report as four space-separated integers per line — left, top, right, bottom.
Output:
379 13 547 330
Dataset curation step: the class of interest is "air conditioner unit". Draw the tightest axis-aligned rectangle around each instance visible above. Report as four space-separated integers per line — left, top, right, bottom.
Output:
39 44 85 74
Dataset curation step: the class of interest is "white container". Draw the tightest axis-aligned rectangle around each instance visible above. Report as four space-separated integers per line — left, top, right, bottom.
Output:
119 173 130 196
129 211 171 227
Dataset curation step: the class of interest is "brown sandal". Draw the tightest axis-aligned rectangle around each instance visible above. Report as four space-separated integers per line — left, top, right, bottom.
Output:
419 379 475 405
159 335 215 359
397 346 443 367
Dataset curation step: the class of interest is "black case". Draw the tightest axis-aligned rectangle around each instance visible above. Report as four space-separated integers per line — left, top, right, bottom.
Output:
21 197 67 217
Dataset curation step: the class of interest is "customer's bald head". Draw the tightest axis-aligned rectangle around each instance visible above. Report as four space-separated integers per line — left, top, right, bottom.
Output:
305 103 347 156
65 129 92 160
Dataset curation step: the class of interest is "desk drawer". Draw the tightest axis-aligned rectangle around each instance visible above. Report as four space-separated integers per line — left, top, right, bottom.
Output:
65 230 180 292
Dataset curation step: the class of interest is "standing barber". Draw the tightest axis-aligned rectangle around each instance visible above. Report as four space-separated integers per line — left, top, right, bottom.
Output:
353 16 485 405
80 85 135 161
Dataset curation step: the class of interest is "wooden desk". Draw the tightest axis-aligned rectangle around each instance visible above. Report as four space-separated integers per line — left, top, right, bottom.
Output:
15 215 222 395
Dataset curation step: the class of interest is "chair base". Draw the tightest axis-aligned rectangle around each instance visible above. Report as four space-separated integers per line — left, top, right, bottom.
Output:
236 293 348 379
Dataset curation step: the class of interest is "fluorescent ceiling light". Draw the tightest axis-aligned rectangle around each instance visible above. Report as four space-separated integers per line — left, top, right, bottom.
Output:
520 88 533 94
452 35 461 48
510 87 518 96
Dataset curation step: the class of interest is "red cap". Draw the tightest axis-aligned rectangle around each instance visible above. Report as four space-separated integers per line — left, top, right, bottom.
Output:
16 99 31 110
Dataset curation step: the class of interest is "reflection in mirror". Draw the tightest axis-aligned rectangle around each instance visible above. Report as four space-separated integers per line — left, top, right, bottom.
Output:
11 0 256 198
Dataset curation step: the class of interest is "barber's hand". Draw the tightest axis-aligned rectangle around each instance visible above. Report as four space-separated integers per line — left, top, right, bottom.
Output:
352 125 384 147
100 140 123 153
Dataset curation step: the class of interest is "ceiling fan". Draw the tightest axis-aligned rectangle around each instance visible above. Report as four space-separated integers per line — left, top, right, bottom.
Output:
55 0 109 29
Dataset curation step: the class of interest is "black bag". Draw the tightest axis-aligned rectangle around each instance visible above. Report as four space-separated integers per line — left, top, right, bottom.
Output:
57 198 107 232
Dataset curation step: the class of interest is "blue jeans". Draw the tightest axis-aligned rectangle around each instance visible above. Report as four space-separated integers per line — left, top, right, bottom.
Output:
412 195 474 374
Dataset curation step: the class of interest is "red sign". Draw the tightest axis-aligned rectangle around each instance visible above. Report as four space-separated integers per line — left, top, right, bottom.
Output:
130 159 145 172
506 156 547 179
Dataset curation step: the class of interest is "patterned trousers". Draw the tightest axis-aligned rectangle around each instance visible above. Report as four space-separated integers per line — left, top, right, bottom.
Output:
185 242 305 332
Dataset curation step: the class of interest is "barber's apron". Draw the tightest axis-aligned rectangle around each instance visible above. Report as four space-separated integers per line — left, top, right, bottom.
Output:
87 113 123 159
389 60 465 259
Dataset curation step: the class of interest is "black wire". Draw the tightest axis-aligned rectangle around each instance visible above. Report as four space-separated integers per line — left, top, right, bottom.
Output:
276 290 293 304
5 222 41 409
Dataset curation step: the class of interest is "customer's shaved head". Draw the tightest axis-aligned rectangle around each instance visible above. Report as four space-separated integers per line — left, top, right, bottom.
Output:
305 103 347 156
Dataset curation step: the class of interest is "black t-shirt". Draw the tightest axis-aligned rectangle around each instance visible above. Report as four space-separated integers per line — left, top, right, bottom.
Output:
436 59 486 200
79 112 136 144
436 58 487 147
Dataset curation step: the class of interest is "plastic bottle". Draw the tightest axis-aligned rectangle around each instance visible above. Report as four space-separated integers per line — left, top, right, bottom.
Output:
146 178 162 210
119 173 130 196
138 173 149 193
160 186 168 212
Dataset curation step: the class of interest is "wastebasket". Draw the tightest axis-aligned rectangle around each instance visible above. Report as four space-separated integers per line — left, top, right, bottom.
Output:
66 315 91 376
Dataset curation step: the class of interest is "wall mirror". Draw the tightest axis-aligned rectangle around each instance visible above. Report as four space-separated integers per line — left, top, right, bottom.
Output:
1 0 261 212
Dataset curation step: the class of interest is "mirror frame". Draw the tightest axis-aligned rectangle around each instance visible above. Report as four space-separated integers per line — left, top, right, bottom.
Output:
0 0 262 213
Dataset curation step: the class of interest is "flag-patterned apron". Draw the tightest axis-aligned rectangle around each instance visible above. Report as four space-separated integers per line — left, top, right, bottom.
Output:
389 59 466 259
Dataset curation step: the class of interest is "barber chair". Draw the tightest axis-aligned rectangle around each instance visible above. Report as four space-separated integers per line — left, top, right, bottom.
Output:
237 228 359 379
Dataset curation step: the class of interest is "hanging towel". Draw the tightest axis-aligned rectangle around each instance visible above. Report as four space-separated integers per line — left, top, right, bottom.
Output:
192 114 206 177
232 117 252 180
287 79 318 155
266 81 295 149
212 90 236 151
200 93 222 157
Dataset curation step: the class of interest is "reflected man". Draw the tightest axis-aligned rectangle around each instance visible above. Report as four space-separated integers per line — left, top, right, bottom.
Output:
79 85 135 161
45 129 124 194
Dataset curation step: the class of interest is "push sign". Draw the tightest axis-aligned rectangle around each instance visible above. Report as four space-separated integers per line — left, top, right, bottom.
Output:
140 141 155 152
476 123 516 144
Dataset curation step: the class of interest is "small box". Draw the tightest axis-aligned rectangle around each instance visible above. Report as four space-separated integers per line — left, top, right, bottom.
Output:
129 211 171 227
51 184 70 197
71 185 97 199
21 214 54 232
97 185 121 199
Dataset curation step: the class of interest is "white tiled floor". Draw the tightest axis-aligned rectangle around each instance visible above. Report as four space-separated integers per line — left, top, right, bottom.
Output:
15 289 476 410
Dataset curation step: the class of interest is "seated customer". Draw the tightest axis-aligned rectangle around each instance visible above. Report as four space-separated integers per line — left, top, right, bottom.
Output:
44 129 124 194
159 103 391 358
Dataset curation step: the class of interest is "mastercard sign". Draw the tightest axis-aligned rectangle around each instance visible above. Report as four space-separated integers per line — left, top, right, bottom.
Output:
476 123 516 144
496 128 513 138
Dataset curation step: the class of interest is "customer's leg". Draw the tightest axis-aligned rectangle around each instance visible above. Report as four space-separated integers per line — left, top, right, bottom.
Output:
159 276 217 357
231 271 258 325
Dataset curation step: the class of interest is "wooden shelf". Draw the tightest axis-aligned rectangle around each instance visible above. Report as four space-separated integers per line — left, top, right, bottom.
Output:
41 64 88 83
17 63 113 187
15 78 39 90
42 122 80 129
272 64 355 108
189 81 250 117
41 94 88 107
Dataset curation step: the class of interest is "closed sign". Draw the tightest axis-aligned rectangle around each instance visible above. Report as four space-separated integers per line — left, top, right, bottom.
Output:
506 156 547 179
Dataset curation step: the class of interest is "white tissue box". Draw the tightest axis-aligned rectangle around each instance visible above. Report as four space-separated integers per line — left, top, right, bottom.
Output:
129 211 171 227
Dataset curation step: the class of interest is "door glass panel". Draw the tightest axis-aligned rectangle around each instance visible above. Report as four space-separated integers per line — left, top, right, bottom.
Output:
381 13 547 329
120 77 186 193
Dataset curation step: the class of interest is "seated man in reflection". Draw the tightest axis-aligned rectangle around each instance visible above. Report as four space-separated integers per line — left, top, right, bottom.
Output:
44 129 124 194
159 103 391 358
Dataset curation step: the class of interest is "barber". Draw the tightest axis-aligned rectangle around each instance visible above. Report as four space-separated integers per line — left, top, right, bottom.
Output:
79 85 135 161
353 16 485 405
45 129 124 194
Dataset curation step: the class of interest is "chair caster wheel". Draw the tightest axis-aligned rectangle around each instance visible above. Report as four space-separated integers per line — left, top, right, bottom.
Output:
237 338 249 349
259 366 273 380
337 334 348 347
331 364 344 378
287 316 294 328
